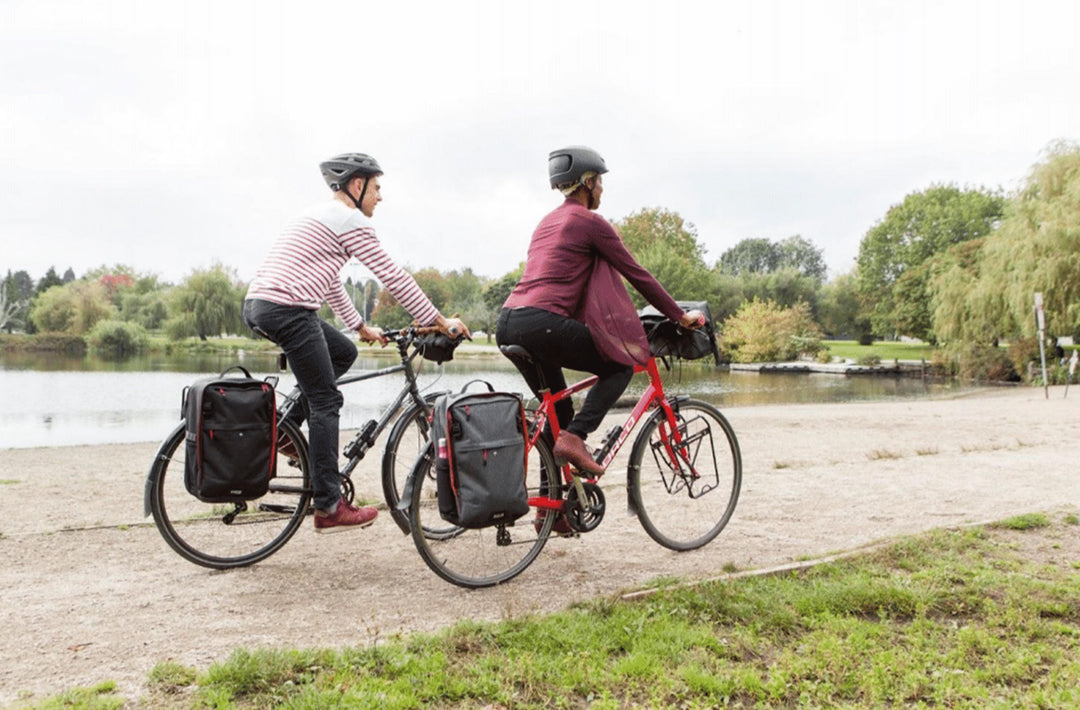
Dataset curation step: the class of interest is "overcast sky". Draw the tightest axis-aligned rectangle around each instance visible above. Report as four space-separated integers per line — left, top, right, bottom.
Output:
3 0 1078 288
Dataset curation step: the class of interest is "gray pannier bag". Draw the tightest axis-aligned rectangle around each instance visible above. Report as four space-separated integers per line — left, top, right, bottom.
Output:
430 380 530 529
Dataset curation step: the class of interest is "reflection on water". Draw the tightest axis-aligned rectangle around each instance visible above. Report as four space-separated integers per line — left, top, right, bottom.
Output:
1 349 966 450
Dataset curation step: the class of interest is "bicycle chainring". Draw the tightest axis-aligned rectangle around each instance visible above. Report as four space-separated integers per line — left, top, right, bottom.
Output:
338 475 355 504
566 482 605 533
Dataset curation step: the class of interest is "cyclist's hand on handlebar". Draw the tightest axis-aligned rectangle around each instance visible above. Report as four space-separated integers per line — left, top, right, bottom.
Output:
436 315 472 340
358 324 388 345
678 310 706 329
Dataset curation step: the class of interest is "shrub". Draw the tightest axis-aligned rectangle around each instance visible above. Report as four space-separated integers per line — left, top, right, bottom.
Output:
1007 336 1039 378
88 319 148 357
857 333 875 346
932 343 1019 382
719 299 825 363
0 333 87 354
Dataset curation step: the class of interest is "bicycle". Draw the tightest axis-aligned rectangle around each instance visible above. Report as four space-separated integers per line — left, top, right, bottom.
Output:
144 326 457 569
405 320 742 588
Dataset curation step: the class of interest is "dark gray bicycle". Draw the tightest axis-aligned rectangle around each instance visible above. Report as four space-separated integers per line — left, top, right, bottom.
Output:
144 327 458 569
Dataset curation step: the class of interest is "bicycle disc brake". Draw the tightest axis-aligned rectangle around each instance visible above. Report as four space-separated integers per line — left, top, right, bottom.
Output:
566 482 605 533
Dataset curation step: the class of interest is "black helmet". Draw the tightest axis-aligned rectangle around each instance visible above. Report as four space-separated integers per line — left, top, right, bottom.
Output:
548 145 608 189
320 153 383 191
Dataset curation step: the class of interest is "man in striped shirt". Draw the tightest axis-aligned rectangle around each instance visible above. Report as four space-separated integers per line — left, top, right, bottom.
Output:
243 152 469 532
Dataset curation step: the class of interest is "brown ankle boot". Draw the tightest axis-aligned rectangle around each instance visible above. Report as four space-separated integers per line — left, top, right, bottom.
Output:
553 430 605 476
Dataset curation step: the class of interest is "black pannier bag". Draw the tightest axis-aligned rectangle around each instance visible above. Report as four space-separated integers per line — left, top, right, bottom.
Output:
183 366 277 503
638 300 720 363
431 381 530 529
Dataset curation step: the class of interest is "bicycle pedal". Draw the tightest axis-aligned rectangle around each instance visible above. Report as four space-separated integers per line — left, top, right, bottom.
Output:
569 468 600 482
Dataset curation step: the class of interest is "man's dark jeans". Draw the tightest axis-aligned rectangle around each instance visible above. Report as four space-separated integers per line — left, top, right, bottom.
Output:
496 307 632 441
242 299 357 511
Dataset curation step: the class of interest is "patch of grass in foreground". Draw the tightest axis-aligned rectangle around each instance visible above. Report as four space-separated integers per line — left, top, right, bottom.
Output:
21 517 1080 709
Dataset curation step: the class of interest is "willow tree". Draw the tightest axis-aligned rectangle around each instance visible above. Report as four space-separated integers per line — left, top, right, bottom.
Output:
166 264 246 340
962 142 1080 341
927 238 1004 344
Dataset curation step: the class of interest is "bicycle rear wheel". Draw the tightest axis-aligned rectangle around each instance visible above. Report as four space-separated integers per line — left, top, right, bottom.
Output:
409 436 560 588
145 420 312 569
628 399 741 551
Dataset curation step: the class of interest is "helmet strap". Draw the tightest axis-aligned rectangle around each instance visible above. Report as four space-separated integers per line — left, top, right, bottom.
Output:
348 176 369 211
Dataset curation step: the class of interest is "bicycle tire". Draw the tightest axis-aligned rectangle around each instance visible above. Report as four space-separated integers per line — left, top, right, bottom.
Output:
146 420 312 569
408 436 560 588
628 399 741 551
380 392 442 535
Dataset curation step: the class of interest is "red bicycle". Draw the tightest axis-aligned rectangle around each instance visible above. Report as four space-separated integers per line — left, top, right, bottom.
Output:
405 330 742 588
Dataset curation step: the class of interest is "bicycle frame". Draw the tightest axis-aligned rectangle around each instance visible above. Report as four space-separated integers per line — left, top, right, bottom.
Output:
524 357 698 513
274 333 434 478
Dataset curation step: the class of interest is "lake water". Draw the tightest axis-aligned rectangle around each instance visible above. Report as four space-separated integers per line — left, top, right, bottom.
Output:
0 349 968 450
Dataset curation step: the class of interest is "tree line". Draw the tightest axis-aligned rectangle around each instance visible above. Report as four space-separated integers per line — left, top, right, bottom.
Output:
4 141 1079 376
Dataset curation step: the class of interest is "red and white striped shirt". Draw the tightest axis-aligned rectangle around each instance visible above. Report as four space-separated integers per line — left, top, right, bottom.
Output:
245 200 440 331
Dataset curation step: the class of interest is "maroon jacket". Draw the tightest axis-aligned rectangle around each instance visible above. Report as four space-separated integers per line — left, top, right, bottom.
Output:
504 199 685 365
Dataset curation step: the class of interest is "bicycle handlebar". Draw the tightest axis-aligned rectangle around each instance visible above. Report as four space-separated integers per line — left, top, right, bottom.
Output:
377 325 468 358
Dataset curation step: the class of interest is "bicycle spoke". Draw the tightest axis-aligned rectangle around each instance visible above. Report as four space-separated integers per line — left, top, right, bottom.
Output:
630 400 741 551
409 438 559 588
147 421 312 568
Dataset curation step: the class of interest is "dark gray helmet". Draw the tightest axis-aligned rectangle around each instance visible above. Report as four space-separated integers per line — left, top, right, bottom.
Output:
548 145 608 188
320 153 383 191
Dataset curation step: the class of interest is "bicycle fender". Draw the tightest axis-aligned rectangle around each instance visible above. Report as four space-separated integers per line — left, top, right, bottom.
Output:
145 423 185 518
143 472 154 518
395 443 436 535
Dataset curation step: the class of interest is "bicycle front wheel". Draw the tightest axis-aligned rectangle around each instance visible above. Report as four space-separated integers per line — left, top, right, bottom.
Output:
146 420 312 569
628 399 741 551
409 437 560 588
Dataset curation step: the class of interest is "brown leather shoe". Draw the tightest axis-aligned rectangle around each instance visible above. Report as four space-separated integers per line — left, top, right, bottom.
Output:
553 430 605 476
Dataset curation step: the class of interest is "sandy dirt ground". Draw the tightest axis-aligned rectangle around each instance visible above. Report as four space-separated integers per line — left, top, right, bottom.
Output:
2 384 1079 705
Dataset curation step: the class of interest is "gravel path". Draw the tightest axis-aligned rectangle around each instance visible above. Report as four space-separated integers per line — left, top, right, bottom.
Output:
2 384 1079 705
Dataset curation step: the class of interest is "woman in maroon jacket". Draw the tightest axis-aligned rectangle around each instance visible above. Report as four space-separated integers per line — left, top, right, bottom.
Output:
497 146 703 475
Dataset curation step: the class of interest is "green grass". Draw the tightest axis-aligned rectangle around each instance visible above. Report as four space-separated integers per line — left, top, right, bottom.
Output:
824 339 935 362
17 516 1080 709
994 512 1052 531
15 681 124 710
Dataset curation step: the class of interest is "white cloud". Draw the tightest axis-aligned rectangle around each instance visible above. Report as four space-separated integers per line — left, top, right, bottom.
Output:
2 0 1079 285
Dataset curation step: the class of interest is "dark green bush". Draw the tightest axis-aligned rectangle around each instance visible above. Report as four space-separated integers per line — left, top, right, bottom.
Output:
932 343 1019 382
1007 336 1039 379
88 319 148 357
0 333 87 354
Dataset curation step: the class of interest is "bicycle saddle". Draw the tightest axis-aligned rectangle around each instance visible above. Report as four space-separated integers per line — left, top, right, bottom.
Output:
498 344 534 363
